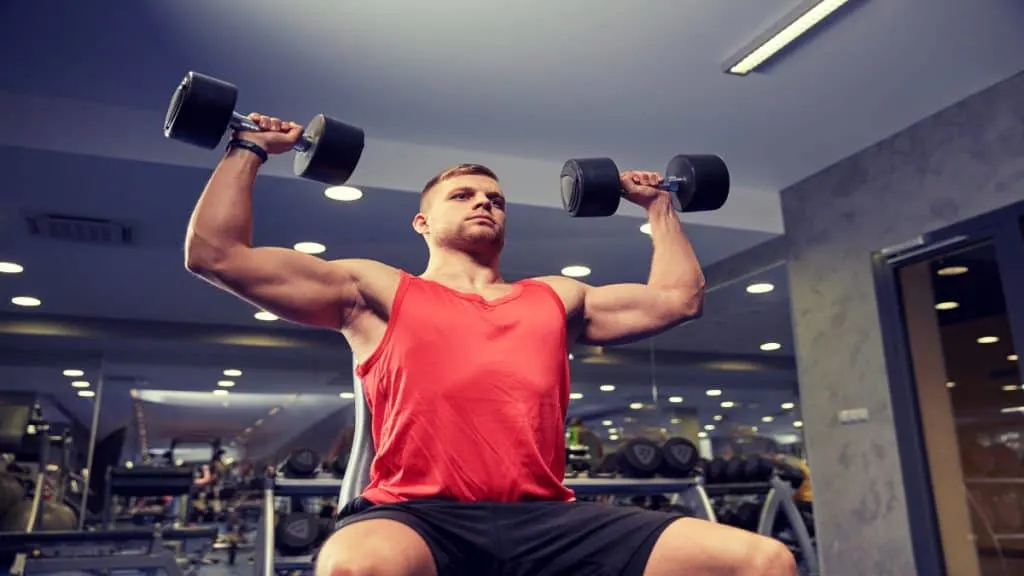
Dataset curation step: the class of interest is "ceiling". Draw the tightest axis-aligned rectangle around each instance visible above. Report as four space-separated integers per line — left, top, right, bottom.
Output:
2 0 1023 457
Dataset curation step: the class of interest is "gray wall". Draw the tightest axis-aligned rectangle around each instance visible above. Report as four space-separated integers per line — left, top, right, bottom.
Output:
781 70 1024 575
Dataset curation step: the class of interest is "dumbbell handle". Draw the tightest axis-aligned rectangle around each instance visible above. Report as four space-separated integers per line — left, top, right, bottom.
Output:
230 112 313 153
619 175 686 197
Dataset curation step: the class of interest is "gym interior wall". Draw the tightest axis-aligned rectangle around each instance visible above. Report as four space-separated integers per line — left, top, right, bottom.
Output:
780 70 1024 576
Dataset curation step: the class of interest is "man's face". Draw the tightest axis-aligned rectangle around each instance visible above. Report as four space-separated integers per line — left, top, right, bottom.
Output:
415 174 507 253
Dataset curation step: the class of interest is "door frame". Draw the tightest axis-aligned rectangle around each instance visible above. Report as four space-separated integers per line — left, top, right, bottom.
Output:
872 199 1024 575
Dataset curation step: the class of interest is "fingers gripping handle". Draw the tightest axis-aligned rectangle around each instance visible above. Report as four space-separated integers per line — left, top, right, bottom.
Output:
619 175 686 197
229 111 313 153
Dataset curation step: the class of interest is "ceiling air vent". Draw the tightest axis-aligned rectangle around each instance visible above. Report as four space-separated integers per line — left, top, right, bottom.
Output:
26 213 134 246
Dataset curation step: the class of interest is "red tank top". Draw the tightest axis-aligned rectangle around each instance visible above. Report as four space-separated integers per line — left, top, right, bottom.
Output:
355 271 575 503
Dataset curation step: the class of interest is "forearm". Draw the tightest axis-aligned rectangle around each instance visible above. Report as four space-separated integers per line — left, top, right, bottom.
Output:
185 149 262 267
646 195 704 297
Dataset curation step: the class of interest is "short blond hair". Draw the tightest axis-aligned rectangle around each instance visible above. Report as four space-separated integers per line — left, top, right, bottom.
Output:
420 164 498 211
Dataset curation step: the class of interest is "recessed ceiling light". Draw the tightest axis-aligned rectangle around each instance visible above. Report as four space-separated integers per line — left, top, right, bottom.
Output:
1002 385 1020 392
599 385 616 392
293 241 326 254
713 414 723 421
601 420 613 426
70 381 90 388
0 262 24 274
704 424 715 431
760 342 782 351
668 396 683 403
1010 354 1019 362
11 296 41 307
751 426 759 432
77 390 96 398
762 416 774 423
569 392 584 400
639 222 651 235
936 265 968 276
629 402 644 410
339 392 355 399
977 336 1000 344
223 369 243 377
794 421 803 428
254 311 278 321
324 186 363 202
670 418 682 424
697 431 708 438
705 389 722 397
63 369 84 377
608 434 620 441
720 401 735 408
934 301 959 311
561 265 591 278
568 353 574 361
213 389 229 396
781 402 795 410
745 283 774 294
217 380 235 388
945 381 956 388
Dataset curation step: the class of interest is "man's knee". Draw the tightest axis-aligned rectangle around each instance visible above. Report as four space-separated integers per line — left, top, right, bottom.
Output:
746 536 798 576
314 519 435 576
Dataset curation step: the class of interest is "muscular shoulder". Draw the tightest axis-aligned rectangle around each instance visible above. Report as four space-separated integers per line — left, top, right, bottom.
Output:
328 259 403 317
530 275 587 316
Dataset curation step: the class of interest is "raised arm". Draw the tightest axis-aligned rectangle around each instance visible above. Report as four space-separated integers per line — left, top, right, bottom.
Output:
183 114 396 329
576 171 705 345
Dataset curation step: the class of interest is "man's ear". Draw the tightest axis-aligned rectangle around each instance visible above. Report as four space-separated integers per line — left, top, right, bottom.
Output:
412 213 429 236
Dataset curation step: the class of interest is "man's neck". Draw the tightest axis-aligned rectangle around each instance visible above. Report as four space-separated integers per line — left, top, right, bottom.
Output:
422 249 502 288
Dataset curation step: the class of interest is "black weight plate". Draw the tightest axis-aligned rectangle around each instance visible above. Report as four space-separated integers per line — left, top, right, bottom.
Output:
560 158 621 218
285 447 320 478
617 438 663 478
666 154 730 213
743 455 773 482
706 457 727 484
660 437 699 477
163 71 238 149
276 511 319 556
775 460 806 490
294 114 365 185
330 454 348 478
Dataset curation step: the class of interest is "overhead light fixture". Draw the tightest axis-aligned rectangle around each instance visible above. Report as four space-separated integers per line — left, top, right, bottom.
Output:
760 342 782 351
600 384 616 392
70 381 90 389
668 396 683 403
293 241 326 255
670 418 682 424
697 431 708 439
324 186 363 202
639 222 652 235
1010 354 1019 362
339 392 355 399
254 310 278 321
1002 385 1020 392
934 301 959 311
11 296 41 307
781 402 795 410
561 265 591 278
569 392 584 400
629 402 644 410
704 424 715 431
724 0 854 76
223 369 243 377
63 369 84 377
217 380 235 388
794 421 803 428
745 283 774 294
721 401 735 408
705 389 722 397
937 265 968 276
762 416 774 423
945 381 956 388
713 414 723 421
0 261 24 274
608 434 620 441
213 389 229 396
601 420 613 426
978 336 1000 344
78 390 96 398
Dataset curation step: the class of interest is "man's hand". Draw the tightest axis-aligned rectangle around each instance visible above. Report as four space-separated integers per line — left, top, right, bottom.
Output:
620 171 671 209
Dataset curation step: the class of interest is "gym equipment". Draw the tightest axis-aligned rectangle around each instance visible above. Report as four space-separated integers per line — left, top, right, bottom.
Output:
616 438 663 478
774 459 806 490
328 454 348 478
275 511 333 556
102 465 195 527
0 499 78 532
282 447 321 478
560 154 730 217
705 457 728 484
658 437 700 478
164 71 365 185
0 472 25 515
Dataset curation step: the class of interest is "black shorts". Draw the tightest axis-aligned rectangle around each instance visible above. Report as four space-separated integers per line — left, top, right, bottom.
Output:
335 497 682 576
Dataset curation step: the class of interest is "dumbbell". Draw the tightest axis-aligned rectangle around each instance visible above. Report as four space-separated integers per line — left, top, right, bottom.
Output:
616 438 663 478
275 511 334 556
657 437 700 478
559 154 730 217
163 71 365 186
281 447 321 479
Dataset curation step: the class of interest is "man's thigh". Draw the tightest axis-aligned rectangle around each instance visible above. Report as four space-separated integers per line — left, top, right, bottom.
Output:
498 501 679 576
645 517 798 576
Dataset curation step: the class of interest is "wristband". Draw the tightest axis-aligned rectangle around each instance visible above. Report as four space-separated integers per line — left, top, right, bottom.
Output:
226 138 268 164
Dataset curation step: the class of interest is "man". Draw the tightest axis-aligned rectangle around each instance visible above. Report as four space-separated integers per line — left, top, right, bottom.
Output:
185 114 796 575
